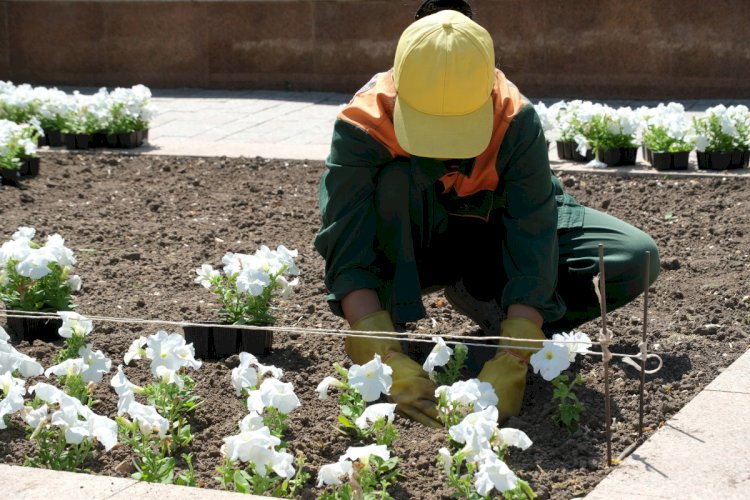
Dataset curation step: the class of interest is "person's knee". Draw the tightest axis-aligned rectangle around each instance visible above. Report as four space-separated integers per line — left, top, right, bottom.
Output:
631 233 660 286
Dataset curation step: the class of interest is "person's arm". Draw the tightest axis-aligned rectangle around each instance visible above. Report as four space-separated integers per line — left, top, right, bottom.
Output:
342 289 381 326
507 303 543 328
496 103 565 323
314 120 392 317
315 119 441 428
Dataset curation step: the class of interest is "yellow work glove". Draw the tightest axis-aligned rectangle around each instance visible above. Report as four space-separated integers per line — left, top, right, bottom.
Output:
347 311 441 428
478 317 546 422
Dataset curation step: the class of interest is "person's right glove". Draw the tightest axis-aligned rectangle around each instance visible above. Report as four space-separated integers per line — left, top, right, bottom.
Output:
346 310 441 428
477 317 546 422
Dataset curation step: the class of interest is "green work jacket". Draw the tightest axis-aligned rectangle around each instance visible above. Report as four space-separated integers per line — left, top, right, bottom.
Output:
314 70 583 323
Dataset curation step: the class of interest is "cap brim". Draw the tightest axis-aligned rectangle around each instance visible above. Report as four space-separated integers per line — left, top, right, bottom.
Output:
394 95 493 159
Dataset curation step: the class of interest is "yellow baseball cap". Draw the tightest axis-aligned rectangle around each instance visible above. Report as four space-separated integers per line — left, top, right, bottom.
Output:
393 10 495 159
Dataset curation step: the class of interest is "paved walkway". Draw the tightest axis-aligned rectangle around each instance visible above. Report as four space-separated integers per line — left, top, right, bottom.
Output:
12 89 750 498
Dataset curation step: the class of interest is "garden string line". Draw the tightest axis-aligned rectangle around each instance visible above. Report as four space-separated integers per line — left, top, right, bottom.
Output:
1 309 663 374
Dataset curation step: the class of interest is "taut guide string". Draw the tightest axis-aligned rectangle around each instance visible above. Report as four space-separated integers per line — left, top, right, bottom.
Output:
1 311 662 374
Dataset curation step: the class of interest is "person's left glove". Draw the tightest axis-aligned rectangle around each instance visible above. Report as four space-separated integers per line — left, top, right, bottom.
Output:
478 317 546 422
346 311 441 428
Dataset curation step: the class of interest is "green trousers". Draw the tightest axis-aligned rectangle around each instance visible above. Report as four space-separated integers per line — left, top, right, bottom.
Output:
375 162 660 332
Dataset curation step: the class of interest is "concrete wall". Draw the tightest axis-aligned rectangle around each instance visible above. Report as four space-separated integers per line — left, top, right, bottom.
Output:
1 0 748 99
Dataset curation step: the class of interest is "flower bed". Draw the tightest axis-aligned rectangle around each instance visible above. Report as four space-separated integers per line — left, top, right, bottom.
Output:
1 153 749 498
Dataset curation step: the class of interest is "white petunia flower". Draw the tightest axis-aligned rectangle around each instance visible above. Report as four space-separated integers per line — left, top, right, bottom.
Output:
109 365 142 396
231 363 259 396
0 327 9 343
552 331 593 362
66 274 82 292
422 337 453 373
473 449 519 496
57 311 93 339
315 375 344 400
78 346 112 383
0 371 26 429
496 428 533 450
239 411 265 432
0 348 44 378
23 403 49 429
246 377 300 415
347 354 392 402
342 444 390 463
144 330 201 377
124 336 147 365
317 460 353 487
12 227 35 241
435 378 498 412
120 397 170 438
438 447 453 475
354 402 396 429
194 264 219 289
530 341 571 381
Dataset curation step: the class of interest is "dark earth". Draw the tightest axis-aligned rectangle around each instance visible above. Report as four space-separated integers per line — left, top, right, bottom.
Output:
1 151 749 499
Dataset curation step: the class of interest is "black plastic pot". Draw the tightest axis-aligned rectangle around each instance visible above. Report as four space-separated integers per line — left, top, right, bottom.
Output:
45 129 65 147
6 316 62 342
642 144 653 164
118 132 141 149
0 167 21 185
697 151 733 170
91 132 108 148
596 147 638 166
19 157 40 177
183 322 273 359
650 151 690 171
63 133 91 150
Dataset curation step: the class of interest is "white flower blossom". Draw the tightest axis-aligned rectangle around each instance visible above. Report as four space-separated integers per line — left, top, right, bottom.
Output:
317 460 353 487
435 378 498 412
315 375 344 400
530 341 571 381
474 449 519 496
57 311 93 338
552 331 592 362
354 402 396 429
422 336 453 373
0 371 26 429
347 354 392 402
246 377 300 415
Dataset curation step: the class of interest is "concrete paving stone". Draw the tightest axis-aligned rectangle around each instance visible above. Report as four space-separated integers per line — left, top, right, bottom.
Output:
701 349 750 393
586 381 750 499
108 479 258 499
0 464 134 499
152 120 221 138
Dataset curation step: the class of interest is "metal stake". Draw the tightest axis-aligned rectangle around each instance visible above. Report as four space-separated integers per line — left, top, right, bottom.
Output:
638 251 651 438
597 244 612 467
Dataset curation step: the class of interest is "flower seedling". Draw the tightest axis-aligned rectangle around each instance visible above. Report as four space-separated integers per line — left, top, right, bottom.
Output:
216 413 309 497
195 245 299 326
123 332 202 452
45 344 111 405
423 336 468 387
438 405 536 499
23 383 117 472
317 355 398 447
551 374 584 433
435 378 498 428
0 227 81 313
54 312 94 362
530 331 592 433
0 370 26 429
317 445 400 500
0 119 40 171
641 103 696 153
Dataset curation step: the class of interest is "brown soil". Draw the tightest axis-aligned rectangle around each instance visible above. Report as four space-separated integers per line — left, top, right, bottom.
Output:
1 152 749 499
